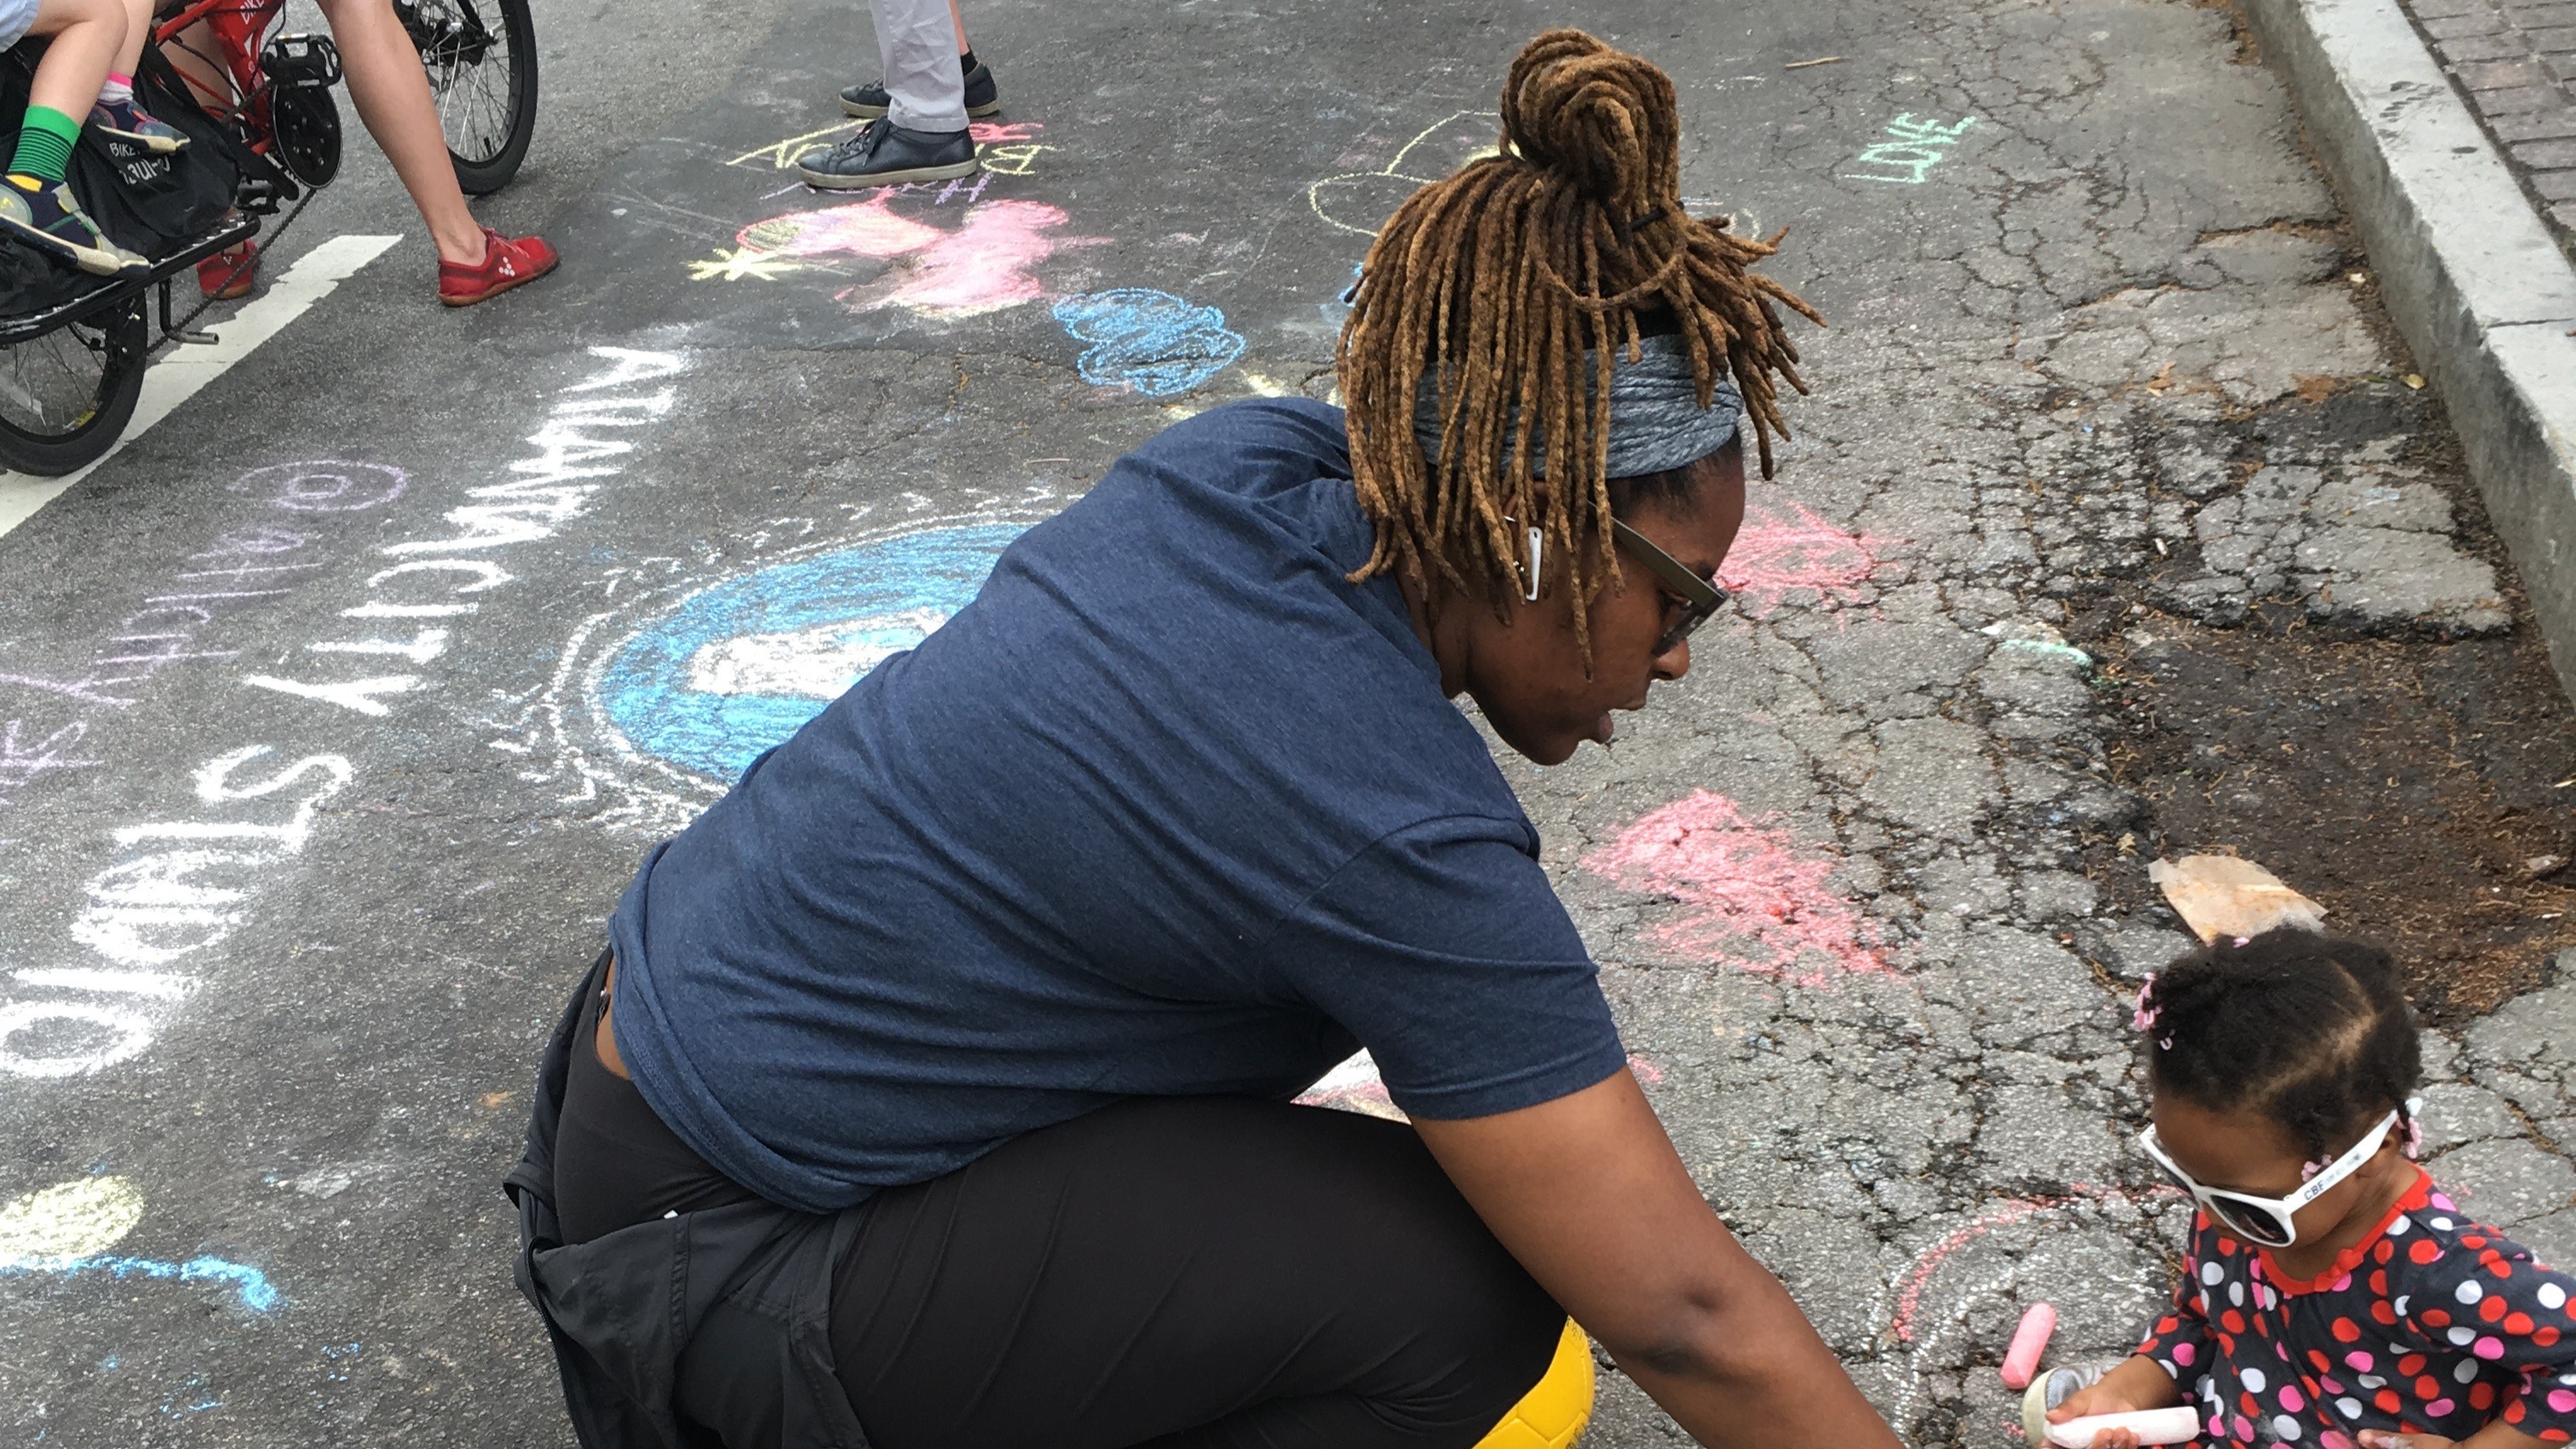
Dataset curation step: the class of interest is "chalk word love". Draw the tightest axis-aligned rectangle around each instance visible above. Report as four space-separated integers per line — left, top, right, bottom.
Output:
1843 114 1976 185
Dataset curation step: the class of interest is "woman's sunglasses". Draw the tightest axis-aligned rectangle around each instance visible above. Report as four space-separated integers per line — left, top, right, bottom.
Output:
2136 1104 2409 1248
1609 517 1729 657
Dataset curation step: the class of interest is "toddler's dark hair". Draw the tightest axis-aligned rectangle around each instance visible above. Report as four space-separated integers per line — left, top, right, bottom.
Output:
2142 928 2421 1159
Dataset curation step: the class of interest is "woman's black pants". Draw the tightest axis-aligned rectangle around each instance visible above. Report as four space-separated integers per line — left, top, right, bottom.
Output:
550 971 1566 1449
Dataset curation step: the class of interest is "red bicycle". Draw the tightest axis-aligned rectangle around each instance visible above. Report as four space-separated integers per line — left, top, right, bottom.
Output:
0 0 535 474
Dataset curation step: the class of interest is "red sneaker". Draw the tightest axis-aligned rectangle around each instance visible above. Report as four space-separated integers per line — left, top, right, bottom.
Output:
439 227 558 307
197 239 256 300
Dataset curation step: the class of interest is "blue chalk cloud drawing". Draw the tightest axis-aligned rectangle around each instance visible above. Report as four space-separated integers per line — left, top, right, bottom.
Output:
1053 288 1245 397
569 523 1026 822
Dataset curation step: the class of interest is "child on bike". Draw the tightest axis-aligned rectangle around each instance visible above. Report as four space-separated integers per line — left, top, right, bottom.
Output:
2047 929 2576 1449
0 0 153 275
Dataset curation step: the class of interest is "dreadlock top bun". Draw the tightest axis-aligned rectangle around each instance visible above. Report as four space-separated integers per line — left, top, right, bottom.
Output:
2145 929 2423 1159
1499 31 1679 213
1337 29 1822 659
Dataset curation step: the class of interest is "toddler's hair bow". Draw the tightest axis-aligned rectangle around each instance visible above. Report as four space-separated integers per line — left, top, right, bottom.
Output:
2132 973 2160 1033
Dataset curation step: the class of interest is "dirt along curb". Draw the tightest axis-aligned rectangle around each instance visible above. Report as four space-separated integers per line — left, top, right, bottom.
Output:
2235 0 2576 699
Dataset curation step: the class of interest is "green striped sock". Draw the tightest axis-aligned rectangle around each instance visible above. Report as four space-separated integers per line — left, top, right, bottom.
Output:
9 106 83 185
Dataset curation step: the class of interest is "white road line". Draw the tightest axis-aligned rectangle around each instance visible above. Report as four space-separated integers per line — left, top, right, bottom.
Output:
0 233 404 541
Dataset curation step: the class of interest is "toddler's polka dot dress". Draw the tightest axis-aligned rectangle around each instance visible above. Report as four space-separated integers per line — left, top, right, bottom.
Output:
2137 1170 2576 1447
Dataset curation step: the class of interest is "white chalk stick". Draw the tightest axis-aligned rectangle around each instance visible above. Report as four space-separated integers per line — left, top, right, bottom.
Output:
2041 1406 2202 1448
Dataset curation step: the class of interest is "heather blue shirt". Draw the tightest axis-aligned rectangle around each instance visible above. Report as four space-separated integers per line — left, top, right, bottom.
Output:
607 399 1625 1214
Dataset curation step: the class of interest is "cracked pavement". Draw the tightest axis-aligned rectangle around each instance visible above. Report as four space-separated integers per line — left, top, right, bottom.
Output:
0 0 2573 1444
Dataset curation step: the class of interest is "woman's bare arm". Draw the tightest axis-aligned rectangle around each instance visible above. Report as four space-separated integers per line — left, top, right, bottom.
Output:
1412 1069 1904 1449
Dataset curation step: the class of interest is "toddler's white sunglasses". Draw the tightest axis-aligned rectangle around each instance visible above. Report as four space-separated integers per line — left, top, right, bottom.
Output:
2136 1103 2412 1249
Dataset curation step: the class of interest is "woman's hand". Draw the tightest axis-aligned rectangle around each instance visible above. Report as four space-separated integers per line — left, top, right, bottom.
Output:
1411 1070 1904 1449
2042 1355 2183 1449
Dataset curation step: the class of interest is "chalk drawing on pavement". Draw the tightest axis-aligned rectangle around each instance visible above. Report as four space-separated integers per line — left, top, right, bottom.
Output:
1866 1186 2183 1440
0 1175 280 1313
1583 791 1892 985
1842 114 1977 185
1722 502 1895 616
519 520 1038 831
1306 111 1501 235
728 118 1050 173
1053 289 1246 397
689 191 1099 318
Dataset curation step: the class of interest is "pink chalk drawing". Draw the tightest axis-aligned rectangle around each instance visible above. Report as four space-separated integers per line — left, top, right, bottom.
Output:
1720 502 1894 616
701 193 1101 317
1296 1050 1666 1120
1872 1184 2188 1437
1583 790 1891 985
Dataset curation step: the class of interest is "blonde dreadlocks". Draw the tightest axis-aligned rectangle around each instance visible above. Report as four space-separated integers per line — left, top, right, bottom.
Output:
1337 29 1823 656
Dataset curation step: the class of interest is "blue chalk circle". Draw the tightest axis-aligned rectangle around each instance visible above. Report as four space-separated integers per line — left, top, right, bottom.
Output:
599 524 1025 783
0 1254 281 1313
1052 287 1246 397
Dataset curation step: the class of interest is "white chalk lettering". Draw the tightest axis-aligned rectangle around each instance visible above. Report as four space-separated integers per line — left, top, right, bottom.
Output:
3 748 351 1076
309 629 449 665
241 672 420 716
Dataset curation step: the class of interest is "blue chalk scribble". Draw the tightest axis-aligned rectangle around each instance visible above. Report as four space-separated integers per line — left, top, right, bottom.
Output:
0 1254 280 1313
1051 288 1245 397
600 526 1025 783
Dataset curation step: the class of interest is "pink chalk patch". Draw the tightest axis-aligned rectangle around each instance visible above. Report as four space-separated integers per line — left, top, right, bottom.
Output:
2000 1302 2055 1389
1582 790 1889 984
736 192 1094 318
968 120 1041 143
1719 502 1893 616
877 199 1070 313
1625 1053 1666 1086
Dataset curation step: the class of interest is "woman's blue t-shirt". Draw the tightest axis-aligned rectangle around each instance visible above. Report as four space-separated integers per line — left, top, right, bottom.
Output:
606 398 1628 1214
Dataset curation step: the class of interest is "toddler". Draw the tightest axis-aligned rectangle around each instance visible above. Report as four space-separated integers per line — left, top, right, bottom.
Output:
2050 929 2576 1449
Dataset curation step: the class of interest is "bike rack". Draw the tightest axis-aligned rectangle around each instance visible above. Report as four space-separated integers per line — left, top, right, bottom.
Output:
0 213 259 348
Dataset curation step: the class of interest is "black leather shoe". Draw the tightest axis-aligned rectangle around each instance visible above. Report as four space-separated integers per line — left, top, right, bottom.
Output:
839 60 1000 119
796 118 982 189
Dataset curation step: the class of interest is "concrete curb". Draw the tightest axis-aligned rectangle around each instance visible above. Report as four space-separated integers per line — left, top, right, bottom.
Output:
2237 0 2576 699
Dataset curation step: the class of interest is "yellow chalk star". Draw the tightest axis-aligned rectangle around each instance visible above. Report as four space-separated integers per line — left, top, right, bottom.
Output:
687 247 800 282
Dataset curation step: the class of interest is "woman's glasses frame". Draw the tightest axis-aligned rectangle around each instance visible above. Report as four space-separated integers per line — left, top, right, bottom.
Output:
1610 516 1728 657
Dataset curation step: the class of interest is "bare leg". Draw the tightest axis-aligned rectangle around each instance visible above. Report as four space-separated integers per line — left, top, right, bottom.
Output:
313 0 486 266
24 0 124 119
159 16 229 109
108 0 147 83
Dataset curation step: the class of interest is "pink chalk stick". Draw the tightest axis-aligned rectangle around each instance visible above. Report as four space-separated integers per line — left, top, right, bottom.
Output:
2000 1302 2056 1389
2042 1406 2203 1448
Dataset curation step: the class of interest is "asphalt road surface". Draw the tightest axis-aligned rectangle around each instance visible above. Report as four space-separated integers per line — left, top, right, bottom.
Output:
6 0 2574 1444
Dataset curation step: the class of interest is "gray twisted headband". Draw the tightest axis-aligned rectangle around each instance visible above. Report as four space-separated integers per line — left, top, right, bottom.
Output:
1411 332 1743 480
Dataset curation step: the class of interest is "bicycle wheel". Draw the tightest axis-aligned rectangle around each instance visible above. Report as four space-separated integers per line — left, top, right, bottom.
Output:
0 297 149 478
400 0 538 195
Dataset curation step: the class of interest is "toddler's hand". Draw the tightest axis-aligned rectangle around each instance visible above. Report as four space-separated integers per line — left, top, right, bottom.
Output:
2044 1372 2159 1449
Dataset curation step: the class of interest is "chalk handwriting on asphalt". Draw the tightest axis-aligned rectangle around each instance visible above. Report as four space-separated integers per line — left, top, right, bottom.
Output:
0 347 688 1079
1052 288 1247 397
1843 114 1977 185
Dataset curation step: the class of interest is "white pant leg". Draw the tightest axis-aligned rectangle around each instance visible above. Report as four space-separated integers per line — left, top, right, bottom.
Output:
873 0 965 133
